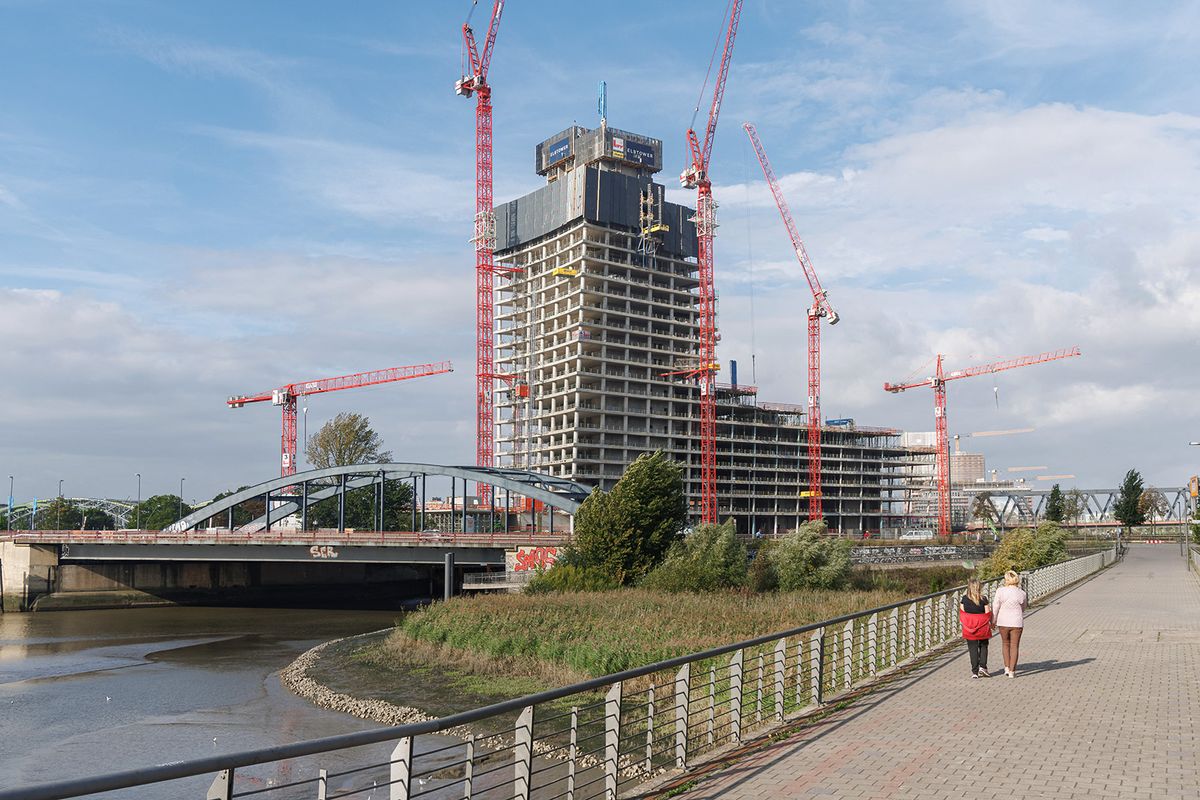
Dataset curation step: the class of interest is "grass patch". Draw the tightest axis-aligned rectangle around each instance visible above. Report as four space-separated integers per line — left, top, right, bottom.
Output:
847 565 973 595
393 587 908 680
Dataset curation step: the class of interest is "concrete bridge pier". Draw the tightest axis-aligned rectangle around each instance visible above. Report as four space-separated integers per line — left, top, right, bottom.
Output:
0 541 59 612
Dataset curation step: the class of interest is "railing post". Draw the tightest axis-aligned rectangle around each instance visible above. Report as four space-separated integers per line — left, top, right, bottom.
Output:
868 613 878 675
389 738 412 800
464 736 475 800
923 599 932 651
675 663 690 768
514 706 534 800
567 707 578 800
206 769 233 800
811 628 824 705
793 637 804 708
605 683 621 800
755 651 765 724
646 682 655 776
728 649 744 743
707 665 716 747
906 604 916 659
774 638 786 720
888 608 898 668
842 620 853 689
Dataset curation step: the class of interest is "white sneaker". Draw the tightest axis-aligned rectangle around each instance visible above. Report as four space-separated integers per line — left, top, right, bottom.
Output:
978 668 990 678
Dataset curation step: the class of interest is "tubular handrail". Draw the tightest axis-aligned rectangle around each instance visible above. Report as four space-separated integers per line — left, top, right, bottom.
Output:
1 547 1117 800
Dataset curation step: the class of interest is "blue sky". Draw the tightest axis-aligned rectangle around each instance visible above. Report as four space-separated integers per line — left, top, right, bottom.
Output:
2 1 1199 503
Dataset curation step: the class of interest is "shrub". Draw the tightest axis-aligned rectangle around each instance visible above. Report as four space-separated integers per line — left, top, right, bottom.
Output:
526 563 622 594
771 521 852 591
979 522 1069 579
641 520 747 592
747 543 779 593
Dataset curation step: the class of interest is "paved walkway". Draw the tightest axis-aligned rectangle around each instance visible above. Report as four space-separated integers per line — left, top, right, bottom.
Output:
673 545 1200 800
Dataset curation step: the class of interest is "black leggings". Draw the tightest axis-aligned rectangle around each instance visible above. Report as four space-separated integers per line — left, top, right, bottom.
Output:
966 638 989 674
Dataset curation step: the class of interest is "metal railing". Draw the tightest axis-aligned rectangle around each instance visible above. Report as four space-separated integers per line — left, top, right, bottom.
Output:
3 548 1117 800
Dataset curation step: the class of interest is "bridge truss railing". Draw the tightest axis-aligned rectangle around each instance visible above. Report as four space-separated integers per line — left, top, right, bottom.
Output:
4 548 1117 800
10 528 572 548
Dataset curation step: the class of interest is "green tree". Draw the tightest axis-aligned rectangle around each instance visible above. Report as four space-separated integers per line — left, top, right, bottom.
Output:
572 451 688 585
1137 487 1169 524
1113 469 1146 532
307 478 414 531
127 494 193 530
979 522 1069 579
305 412 393 469
970 491 998 532
207 487 263 528
1045 484 1065 522
32 499 116 530
641 520 747 592
771 520 853 590
1063 488 1087 527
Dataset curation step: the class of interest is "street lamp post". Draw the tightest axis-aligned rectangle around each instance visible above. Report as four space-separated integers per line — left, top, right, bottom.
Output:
7 475 12 531
302 407 308 470
57 479 64 530
179 478 185 521
135 473 142 529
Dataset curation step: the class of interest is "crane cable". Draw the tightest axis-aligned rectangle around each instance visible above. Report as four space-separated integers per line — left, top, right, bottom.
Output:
741 134 758 385
690 0 735 133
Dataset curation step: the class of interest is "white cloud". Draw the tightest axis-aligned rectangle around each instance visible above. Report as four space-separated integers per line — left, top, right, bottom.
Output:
202 128 473 224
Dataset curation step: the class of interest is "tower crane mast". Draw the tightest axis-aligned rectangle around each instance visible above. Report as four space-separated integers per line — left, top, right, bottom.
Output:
681 0 743 524
743 122 839 521
455 0 505 478
884 346 1080 537
228 361 453 482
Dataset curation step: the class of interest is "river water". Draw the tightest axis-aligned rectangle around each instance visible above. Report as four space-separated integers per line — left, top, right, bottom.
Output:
0 607 409 798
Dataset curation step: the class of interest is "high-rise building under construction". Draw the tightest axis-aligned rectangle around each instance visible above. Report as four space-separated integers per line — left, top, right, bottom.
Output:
494 123 927 535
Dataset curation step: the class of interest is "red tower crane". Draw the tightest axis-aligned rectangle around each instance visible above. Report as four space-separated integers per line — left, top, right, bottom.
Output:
743 122 839 521
681 0 744 524
227 361 453 482
455 0 505 476
884 347 1080 537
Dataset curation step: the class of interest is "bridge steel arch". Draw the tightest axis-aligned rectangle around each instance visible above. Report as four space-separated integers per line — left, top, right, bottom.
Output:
167 463 592 533
6 498 135 529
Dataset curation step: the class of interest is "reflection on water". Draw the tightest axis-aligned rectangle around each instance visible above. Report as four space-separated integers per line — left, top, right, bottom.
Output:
0 607 403 798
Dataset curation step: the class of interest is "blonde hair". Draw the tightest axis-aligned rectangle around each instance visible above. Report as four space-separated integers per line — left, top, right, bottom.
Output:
1004 570 1021 586
966 578 983 605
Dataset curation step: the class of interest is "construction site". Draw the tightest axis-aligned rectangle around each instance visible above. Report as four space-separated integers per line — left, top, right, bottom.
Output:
488 122 928 536
211 2 1083 539
447 0 1083 538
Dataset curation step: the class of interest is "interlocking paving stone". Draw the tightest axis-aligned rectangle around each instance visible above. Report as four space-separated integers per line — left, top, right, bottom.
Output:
670 545 1200 799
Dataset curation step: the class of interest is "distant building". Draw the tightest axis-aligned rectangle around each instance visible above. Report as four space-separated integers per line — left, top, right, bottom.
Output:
950 452 986 485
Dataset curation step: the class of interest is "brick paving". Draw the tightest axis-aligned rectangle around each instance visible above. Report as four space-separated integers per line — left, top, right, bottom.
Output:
670 545 1200 799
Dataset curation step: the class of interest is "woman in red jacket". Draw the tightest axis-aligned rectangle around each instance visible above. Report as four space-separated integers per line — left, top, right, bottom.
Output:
959 578 993 678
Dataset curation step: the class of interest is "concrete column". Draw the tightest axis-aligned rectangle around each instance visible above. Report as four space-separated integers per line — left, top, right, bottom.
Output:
1 542 59 612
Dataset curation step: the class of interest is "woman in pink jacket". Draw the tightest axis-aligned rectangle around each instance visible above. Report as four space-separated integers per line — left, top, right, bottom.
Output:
959 578 993 678
993 570 1028 677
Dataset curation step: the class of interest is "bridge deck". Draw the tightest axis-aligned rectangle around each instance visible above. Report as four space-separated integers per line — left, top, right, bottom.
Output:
673 544 1200 800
